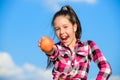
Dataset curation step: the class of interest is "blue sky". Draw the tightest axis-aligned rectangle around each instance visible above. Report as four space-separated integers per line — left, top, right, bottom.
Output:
0 0 120 80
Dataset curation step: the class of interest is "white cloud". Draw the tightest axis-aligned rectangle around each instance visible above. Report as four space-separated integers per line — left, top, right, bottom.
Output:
0 53 24 80
1 52 120 80
88 76 120 80
60 0 96 3
43 0 97 12
0 52 52 80
23 63 52 80
44 0 61 12
109 76 120 80
25 0 97 12
81 0 96 4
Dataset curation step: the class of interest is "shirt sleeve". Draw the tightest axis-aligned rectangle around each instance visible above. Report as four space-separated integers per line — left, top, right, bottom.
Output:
88 40 112 80
46 45 59 61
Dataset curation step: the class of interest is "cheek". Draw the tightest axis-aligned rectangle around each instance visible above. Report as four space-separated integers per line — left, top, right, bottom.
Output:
67 29 75 35
55 31 60 38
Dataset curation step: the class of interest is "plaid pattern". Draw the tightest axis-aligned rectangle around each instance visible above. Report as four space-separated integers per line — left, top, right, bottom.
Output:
48 39 112 80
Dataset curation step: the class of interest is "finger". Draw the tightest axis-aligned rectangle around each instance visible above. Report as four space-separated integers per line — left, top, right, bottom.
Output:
38 40 41 47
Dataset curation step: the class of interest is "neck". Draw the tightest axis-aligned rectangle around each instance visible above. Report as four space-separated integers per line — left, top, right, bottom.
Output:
68 38 77 52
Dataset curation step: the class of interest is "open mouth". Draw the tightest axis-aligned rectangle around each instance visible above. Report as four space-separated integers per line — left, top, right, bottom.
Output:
60 36 69 43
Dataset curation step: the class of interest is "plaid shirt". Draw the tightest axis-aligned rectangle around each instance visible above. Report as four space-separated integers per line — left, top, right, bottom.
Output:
48 39 112 80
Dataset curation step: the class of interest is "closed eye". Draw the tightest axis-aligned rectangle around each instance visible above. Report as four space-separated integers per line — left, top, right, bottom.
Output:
64 26 68 29
55 27 60 31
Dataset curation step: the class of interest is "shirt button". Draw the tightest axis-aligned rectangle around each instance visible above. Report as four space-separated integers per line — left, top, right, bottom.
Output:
72 64 74 67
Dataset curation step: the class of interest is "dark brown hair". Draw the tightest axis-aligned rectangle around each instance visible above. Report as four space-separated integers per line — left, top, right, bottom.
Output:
52 5 82 39
46 5 82 69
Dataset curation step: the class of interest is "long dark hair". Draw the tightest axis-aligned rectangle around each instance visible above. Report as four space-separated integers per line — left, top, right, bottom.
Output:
46 5 82 69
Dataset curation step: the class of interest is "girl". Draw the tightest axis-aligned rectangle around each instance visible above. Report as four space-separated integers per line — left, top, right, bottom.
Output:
39 5 112 80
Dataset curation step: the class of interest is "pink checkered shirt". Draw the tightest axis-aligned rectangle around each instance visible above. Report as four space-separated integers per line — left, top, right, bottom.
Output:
47 39 112 80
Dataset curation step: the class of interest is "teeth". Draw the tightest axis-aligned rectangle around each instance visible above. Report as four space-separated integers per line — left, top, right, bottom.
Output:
61 36 68 40
62 37 66 39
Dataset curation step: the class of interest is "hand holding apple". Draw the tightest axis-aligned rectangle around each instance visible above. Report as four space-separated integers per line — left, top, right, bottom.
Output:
39 37 54 53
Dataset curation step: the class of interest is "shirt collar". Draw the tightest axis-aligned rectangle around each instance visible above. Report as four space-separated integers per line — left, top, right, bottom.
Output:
59 38 84 48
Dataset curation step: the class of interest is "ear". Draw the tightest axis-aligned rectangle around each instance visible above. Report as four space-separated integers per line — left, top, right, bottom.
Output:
73 23 77 32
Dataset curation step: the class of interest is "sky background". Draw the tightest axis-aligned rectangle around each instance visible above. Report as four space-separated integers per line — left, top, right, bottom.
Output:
0 0 120 80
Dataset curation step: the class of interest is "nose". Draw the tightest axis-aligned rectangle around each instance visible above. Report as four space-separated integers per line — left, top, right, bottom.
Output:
60 28 65 35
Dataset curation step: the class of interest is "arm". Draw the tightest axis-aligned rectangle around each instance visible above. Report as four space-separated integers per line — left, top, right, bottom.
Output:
38 37 55 55
38 39 59 61
88 40 112 80
45 45 59 61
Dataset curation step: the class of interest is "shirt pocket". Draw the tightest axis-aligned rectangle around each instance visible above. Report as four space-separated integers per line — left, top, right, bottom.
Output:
75 53 89 75
76 50 88 63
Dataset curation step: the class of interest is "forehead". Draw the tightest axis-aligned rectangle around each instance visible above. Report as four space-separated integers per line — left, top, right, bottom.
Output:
54 16 71 26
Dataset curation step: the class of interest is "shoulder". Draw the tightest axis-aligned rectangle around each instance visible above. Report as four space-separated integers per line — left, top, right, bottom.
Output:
55 42 63 49
80 40 97 47
86 40 96 45
80 40 95 44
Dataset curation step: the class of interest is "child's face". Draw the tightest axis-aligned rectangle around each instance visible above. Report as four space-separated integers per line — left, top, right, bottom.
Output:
54 16 77 46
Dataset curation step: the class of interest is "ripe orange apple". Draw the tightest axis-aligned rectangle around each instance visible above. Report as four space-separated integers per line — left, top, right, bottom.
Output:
40 37 54 52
